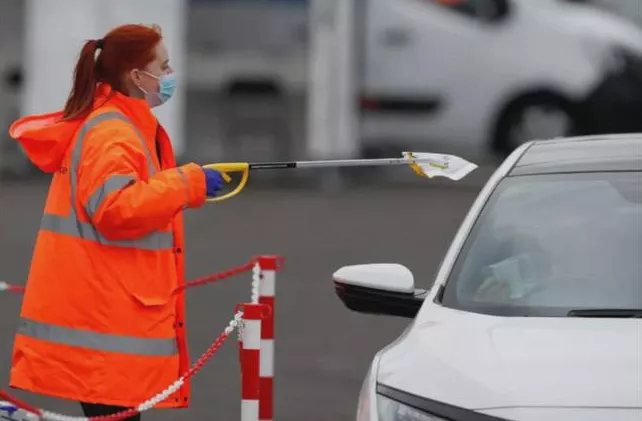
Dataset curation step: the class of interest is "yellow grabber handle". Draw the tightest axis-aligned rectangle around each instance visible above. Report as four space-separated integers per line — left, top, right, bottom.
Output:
201 162 250 203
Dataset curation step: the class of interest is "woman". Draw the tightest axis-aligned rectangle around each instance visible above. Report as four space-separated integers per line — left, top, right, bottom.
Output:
7 24 223 420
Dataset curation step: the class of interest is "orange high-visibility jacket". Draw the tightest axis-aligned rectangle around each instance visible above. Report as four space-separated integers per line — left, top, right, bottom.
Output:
8 83 206 408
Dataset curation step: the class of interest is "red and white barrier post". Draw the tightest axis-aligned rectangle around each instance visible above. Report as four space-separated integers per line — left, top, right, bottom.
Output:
239 303 268 421
257 256 279 421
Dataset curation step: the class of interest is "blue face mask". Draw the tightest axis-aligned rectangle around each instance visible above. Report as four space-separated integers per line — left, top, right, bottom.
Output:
139 71 176 108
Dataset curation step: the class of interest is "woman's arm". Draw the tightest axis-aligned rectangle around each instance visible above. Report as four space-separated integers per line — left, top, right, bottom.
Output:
76 122 206 241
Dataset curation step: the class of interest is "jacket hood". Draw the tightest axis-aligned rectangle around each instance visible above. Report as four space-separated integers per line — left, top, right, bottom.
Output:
8 111 84 173
7 83 148 174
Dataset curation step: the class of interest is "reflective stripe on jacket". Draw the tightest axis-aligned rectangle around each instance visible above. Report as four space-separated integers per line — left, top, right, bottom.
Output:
8 83 206 408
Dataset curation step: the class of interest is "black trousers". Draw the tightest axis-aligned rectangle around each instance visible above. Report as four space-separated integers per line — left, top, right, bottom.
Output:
80 402 141 421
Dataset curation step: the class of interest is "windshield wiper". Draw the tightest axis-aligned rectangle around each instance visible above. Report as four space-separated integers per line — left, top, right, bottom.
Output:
567 309 642 318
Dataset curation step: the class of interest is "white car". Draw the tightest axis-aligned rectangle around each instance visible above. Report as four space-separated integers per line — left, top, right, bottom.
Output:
359 0 642 156
334 134 642 420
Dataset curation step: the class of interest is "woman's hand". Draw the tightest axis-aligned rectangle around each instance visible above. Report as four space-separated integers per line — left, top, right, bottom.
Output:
202 168 224 197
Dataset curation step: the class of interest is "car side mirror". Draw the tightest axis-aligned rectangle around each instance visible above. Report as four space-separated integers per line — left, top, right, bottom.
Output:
333 264 427 319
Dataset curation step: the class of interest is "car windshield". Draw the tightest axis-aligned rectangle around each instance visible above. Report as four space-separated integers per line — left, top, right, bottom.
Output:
440 171 642 317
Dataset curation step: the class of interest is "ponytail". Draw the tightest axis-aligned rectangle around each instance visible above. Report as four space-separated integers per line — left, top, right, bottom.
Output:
62 39 101 120
61 25 163 120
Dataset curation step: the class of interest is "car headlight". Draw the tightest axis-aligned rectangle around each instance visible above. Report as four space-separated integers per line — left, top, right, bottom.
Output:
377 394 449 421
581 38 642 75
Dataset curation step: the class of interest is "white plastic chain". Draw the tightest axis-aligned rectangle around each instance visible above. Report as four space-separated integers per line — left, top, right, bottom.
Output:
12 311 246 421
251 262 261 305
238 262 262 342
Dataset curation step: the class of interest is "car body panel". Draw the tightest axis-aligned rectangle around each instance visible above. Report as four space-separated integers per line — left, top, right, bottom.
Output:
377 303 642 410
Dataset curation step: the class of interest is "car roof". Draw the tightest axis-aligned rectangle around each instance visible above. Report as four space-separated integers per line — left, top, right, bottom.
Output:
508 133 642 176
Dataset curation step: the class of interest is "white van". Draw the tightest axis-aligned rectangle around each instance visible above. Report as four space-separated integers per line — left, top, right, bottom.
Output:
356 0 642 157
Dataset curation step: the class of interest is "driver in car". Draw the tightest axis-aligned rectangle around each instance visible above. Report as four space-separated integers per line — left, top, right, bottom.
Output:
473 228 551 303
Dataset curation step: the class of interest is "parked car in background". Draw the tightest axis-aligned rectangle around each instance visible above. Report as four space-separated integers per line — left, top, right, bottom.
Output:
334 134 642 420
358 0 642 157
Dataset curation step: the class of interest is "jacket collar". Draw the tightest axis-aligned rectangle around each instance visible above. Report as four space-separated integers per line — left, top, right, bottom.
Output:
95 83 159 145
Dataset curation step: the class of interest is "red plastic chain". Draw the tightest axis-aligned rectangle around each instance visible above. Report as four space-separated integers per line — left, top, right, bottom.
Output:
0 283 25 294
0 389 42 416
173 258 259 295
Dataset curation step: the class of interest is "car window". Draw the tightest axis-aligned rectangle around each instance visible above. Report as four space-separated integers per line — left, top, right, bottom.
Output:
440 171 642 317
424 0 509 22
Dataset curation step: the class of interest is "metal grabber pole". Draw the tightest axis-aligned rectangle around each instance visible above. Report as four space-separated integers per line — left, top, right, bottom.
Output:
201 152 479 203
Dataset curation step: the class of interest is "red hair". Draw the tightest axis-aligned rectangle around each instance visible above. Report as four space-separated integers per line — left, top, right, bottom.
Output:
62 24 162 120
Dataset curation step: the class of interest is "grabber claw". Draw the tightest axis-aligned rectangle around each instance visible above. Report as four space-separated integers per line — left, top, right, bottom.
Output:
405 152 430 178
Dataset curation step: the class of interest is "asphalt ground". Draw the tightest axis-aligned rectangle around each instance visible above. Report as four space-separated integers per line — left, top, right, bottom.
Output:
0 175 490 420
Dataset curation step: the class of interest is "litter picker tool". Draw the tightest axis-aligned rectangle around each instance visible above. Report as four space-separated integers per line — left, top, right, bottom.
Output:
202 152 478 203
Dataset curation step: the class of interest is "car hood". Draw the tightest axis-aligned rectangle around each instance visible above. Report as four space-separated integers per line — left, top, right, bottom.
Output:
552 3 642 51
377 305 642 411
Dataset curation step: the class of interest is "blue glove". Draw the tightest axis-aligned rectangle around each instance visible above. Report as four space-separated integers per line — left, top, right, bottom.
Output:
202 168 224 197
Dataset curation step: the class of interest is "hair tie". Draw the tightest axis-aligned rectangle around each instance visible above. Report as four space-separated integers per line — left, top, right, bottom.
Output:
95 39 104 50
